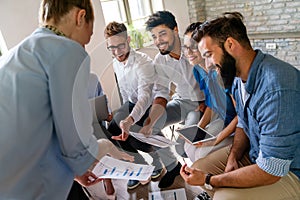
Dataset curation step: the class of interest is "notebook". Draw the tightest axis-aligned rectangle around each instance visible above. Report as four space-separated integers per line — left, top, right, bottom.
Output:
89 95 109 122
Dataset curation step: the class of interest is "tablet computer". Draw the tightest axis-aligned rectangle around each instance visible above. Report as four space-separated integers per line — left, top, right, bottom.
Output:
176 125 216 144
89 95 109 122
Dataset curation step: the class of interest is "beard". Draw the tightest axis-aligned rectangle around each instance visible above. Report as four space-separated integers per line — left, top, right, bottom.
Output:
158 36 176 55
160 49 171 55
218 50 236 88
158 42 174 55
115 51 130 62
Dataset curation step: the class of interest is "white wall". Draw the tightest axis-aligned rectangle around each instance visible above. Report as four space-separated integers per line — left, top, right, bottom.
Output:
0 0 121 111
163 0 190 36
0 0 39 49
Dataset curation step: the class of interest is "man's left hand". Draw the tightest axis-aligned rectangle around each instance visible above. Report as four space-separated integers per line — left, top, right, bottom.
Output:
180 164 206 186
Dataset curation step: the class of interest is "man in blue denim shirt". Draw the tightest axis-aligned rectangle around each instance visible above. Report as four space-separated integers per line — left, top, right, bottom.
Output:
180 12 300 200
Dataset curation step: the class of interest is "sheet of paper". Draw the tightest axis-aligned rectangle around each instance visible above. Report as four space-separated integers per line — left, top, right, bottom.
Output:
92 156 154 181
129 131 178 148
149 188 187 200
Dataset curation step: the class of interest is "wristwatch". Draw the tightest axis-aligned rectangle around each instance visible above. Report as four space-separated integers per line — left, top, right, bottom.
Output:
204 173 213 190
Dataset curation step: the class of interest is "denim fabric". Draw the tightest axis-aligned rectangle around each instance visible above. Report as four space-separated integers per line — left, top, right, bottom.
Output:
232 50 300 178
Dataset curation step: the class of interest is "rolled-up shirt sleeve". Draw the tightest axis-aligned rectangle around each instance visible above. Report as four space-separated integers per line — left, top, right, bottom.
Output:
256 151 292 177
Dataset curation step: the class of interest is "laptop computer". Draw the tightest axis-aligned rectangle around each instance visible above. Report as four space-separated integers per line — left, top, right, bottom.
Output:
89 95 109 122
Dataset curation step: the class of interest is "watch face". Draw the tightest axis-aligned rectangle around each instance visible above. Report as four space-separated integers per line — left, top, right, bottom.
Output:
204 183 213 190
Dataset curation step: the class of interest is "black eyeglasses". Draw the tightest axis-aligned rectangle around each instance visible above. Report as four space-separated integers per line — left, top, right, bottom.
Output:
107 43 126 51
182 45 199 54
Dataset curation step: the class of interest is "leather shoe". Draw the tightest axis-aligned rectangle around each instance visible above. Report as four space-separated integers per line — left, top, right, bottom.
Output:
151 168 163 179
158 162 181 188
127 180 140 190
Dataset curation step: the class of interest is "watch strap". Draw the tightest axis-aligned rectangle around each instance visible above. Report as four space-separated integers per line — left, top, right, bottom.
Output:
204 173 213 190
205 173 213 185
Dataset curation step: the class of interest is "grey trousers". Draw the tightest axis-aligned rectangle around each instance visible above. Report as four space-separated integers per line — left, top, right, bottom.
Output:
152 98 202 171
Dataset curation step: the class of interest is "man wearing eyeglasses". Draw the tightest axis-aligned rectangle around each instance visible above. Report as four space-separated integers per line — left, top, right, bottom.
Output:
104 21 164 190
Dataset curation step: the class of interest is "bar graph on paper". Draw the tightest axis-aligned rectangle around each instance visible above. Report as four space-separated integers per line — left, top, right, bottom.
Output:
92 156 154 181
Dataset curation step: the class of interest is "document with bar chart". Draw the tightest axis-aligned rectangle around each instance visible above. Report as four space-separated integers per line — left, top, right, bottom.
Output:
92 156 155 181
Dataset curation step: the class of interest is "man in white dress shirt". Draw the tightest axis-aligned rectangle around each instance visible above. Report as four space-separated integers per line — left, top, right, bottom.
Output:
104 21 164 189
140 11 206 188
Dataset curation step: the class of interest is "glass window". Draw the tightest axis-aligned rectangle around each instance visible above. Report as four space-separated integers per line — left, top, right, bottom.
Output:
100 0 164 29
129 0 151 20
100 0 127 23
151 0 164 13
100 0 164 48
128 0 151 28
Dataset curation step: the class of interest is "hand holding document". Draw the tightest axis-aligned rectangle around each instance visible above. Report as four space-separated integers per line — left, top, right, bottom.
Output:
92 156 154 181
129 131 178 148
